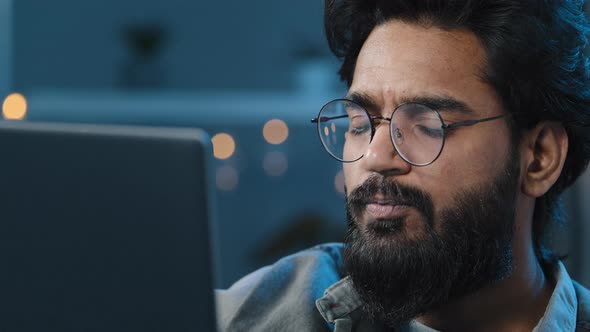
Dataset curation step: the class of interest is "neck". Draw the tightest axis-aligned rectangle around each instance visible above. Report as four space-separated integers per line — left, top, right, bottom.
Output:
417 217 555 331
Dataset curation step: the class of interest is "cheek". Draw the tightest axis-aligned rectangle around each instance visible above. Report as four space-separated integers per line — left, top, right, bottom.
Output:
343 163 361 193
443 131 509 178
469 132 511 177
419 131 512 207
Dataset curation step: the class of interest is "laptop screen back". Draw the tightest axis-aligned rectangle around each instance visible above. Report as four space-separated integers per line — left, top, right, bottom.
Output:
0 121 216 331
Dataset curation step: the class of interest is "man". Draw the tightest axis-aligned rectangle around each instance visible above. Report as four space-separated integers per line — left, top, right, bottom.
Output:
216 0 590 331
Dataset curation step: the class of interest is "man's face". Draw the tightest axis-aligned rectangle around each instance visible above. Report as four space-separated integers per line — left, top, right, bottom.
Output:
342 20 521 327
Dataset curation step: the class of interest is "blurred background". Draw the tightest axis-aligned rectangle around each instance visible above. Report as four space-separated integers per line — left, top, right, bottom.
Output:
0 0 588 289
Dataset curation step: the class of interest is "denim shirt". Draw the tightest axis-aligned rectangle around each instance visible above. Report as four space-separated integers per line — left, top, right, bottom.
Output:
215 243 590 332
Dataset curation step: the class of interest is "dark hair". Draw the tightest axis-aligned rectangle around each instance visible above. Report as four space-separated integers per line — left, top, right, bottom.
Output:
324 0 590 264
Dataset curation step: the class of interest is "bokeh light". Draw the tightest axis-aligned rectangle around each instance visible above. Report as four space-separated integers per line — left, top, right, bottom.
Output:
2 93 28 120
334 170 345 195
216 165 239 191
263 151 288 177
211 133 236 160
263 119 289 145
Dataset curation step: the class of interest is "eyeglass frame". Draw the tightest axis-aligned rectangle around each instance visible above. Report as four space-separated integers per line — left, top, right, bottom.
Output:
311 98 513 167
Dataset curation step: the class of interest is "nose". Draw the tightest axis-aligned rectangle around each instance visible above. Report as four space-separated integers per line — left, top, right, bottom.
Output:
362 123 411 175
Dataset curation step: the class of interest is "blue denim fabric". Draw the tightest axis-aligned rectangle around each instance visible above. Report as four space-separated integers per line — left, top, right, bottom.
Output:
215 243 590 332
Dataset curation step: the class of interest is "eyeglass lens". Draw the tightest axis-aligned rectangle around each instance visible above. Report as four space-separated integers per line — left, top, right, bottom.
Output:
317 100 445 165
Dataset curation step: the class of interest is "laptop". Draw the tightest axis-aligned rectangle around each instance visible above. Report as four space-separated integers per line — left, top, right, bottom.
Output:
0 121 218 331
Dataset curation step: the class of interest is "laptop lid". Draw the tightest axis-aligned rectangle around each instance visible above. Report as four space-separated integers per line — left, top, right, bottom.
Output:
0 121 217 331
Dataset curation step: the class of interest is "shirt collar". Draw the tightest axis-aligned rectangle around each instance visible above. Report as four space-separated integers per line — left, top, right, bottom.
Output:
315 276 363 324
533 260 578 331
316 261 578 331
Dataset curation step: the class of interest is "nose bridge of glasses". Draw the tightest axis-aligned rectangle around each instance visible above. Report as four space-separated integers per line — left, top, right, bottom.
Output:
362 115 413 173
369 116 392 134
371 115 391 123
367 117 396 153
372 115 390 119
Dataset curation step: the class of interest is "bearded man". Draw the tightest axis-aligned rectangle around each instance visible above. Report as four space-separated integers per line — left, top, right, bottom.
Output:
216 1 590 331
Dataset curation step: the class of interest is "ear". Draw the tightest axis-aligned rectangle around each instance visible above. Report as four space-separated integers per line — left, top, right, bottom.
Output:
520 122 568 197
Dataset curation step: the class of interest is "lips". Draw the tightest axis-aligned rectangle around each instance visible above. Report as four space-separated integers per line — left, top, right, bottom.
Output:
365 196 411 220
347 178 435 228
366 203 410 219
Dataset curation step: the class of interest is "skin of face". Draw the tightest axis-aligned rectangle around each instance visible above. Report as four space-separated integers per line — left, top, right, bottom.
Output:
344 20 513 234
342 19 572 331
335 15 577 330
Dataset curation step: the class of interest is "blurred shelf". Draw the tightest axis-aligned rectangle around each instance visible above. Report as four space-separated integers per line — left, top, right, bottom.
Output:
25 89 344 126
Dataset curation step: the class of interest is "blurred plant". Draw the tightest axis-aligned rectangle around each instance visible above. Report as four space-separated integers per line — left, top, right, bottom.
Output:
291 42 327 61
120 23 168 88
123 24 166 60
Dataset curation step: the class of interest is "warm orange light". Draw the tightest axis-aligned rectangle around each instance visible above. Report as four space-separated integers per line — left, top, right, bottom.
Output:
324 125 329 137
263 119 289 145
334 170 345 195
211 133 236 160
2 93 28 120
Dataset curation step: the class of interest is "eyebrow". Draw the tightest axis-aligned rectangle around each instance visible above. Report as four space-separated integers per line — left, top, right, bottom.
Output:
345 91 476 116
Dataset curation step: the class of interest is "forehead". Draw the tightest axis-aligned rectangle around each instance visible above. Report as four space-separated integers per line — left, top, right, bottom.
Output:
351 20 500 115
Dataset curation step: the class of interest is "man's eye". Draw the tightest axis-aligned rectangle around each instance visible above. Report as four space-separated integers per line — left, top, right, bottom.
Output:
350 124 370 135
416 125 444 138
349 117 370 135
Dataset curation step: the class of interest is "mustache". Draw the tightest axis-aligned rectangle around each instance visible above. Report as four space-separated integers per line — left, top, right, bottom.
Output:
346 175 435 225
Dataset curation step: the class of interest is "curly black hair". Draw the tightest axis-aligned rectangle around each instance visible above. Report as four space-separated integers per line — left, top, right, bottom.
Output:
324 0 590 265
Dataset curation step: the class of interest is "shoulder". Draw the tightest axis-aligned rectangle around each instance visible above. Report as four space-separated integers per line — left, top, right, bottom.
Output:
215 243 345 332
223 242 344 293
574 281 590 331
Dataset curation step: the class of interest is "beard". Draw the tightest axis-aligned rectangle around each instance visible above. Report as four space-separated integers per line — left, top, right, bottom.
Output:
343 152 520 328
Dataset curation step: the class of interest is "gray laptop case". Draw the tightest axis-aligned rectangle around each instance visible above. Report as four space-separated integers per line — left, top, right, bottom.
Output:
0 121 217 331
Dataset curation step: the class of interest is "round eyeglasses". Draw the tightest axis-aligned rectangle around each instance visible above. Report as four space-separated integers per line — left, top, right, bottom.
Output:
311 99 510 166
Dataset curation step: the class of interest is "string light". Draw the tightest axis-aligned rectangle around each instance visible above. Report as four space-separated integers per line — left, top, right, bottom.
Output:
2 93 28 120
211 133 236 160
263 119 289 145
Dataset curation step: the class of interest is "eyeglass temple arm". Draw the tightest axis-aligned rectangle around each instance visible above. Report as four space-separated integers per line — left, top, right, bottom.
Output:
445 115 590 129
312 113 590 127
443 114 509 130
311 114 349 123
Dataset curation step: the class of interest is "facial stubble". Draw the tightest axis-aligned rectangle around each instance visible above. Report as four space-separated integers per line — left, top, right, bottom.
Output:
343 153 520 328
